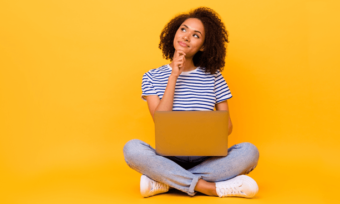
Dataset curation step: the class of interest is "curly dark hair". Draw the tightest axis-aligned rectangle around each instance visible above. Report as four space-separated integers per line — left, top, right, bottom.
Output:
159 7 229 75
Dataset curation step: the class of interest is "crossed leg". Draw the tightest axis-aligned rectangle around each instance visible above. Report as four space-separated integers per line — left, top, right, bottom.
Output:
123 139 259 196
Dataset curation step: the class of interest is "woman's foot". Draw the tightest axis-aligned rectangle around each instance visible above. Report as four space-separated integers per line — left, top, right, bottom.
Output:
215 175 259 198
140 175 169 198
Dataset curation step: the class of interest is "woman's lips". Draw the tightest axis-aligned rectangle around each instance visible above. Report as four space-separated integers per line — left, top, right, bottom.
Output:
178 41 188 47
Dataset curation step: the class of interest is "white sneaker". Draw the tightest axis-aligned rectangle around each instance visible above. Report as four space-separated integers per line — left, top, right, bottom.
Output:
140 175 169 198
215 175 259 198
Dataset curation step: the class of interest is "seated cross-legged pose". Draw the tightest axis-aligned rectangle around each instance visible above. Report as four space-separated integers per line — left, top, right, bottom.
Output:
123 7 260 198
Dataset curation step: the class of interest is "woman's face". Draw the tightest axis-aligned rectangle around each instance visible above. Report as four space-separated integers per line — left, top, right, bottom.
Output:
173 18 205 58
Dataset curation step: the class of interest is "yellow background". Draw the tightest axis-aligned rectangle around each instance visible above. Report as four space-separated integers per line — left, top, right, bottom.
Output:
1 0 339 203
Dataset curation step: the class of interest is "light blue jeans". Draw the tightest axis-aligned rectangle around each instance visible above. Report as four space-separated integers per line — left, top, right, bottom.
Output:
123 139 259 196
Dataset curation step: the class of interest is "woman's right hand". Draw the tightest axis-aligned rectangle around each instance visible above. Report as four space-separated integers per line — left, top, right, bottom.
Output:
171 49 186 77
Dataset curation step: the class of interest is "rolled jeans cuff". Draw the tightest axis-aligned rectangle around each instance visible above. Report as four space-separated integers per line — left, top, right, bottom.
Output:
188 175 202 196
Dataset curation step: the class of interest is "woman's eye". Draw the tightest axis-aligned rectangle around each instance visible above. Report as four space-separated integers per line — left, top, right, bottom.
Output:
181 28 186 32
193 34 199 38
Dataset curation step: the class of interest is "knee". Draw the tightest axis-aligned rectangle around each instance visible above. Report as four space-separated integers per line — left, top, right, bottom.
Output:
240 142 260 163
123 139 142 163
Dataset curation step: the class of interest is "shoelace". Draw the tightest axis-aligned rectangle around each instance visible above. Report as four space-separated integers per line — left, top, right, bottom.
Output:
150 180 167 192
218 180 245 196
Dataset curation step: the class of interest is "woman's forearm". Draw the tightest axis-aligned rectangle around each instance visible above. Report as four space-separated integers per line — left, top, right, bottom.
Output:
154 74 178 114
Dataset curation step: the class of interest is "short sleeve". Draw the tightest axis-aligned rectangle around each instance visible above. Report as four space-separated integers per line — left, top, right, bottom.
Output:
214 70 232 104
141 73 158 101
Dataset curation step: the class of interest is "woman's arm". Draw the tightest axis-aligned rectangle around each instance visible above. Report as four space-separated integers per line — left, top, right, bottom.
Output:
145 74 178 122
215 100 233 136
145 50 186 122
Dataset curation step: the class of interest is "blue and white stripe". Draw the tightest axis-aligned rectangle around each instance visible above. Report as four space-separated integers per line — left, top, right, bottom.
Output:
141 64 232 111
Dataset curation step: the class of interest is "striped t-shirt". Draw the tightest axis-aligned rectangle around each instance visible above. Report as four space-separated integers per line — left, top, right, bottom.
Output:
141 64 232 111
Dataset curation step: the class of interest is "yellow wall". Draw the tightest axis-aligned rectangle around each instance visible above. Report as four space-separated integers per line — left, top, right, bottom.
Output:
0 0 339 203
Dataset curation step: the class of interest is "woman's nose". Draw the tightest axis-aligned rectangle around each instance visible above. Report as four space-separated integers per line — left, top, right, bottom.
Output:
183 34 190 42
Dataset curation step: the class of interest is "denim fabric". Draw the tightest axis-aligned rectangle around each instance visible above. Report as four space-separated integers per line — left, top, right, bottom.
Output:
123 139 259 196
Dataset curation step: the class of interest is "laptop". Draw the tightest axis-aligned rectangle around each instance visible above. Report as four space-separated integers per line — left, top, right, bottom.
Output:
154 111 229 156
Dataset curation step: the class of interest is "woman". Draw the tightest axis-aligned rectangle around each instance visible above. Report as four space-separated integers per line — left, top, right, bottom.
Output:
123 7 260 198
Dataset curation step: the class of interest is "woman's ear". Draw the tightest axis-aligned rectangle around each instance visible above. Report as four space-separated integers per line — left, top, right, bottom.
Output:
199 45 204 52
